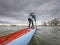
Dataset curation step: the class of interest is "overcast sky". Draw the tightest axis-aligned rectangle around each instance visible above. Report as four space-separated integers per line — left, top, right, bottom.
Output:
0 0 60 24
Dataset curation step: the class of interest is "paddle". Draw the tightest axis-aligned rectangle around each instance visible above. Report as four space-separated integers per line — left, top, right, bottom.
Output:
35 21 37 30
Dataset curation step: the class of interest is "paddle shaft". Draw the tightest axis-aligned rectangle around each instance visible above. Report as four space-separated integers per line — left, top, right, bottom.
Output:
35 21 37 29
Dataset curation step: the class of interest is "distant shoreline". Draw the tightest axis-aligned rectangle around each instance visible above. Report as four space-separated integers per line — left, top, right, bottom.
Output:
0 25 60 27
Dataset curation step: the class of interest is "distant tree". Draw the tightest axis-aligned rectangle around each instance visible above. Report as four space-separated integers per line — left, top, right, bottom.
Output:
43 22 47 26
52 18 59 26
48 21 52 26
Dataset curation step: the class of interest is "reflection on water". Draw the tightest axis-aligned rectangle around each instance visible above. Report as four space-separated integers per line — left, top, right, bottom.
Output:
0 26 60 45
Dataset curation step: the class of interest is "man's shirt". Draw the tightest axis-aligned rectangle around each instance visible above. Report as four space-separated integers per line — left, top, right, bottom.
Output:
28 15 33 20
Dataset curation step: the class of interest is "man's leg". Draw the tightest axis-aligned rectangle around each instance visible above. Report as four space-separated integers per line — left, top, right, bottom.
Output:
28 18 31 28
32 21 34 28
29 21 31 28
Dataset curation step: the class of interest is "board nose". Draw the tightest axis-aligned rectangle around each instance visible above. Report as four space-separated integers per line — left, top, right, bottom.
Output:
0 28 30 45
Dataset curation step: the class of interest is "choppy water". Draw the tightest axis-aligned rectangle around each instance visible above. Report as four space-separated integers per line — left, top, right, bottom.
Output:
0 26 60 45
28 26 60 45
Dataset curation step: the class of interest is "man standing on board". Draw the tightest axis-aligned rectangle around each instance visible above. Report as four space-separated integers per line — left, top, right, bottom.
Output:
28 12 36 29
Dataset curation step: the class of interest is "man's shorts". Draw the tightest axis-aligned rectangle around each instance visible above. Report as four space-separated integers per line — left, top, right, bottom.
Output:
28 18 33 24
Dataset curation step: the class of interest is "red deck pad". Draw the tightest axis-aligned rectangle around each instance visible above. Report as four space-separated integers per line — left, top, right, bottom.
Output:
0 28 30 45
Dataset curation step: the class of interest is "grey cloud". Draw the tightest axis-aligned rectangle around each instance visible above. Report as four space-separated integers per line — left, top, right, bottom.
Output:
0 0 60 24
0 21 11 24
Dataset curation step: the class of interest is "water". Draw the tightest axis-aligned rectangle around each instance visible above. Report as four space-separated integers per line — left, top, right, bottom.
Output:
0 26 26 37
0 26 60 45
28 26 60 45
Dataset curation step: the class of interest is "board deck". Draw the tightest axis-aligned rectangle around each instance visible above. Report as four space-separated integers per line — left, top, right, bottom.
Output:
0 28 36 45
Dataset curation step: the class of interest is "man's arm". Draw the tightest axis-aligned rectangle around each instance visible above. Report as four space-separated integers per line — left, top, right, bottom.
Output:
33 15 36 22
